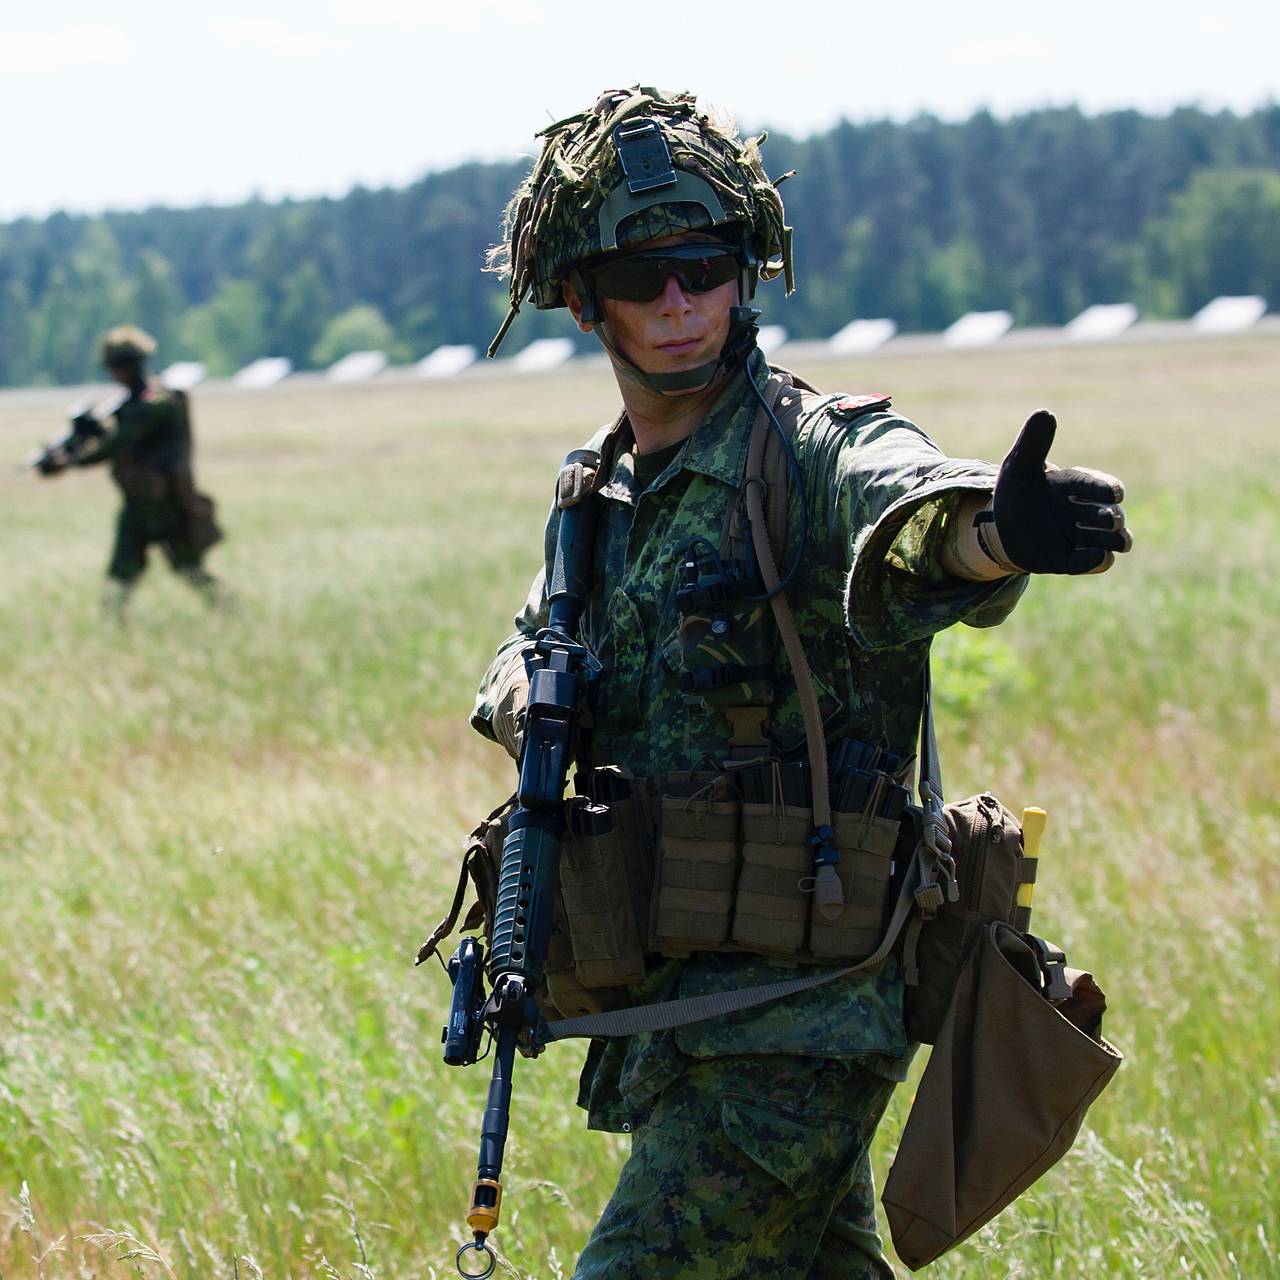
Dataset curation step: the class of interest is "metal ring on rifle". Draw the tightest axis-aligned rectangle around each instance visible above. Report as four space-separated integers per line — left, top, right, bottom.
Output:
457 1240 497 1279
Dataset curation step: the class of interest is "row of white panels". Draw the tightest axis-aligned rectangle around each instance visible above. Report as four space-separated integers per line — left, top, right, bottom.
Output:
152 294 1271 392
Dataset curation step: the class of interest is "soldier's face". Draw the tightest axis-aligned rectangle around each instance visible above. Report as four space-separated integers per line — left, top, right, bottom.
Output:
565 232 737 379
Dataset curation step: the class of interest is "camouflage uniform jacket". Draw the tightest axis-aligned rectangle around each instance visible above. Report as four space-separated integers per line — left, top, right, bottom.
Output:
78 383 193 500
472 348 1027 1131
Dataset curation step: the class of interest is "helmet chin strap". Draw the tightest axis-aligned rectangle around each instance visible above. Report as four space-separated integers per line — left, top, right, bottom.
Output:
595 305 763 397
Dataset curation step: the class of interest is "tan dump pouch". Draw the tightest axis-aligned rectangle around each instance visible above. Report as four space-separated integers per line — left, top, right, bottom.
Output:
649 777 740 955
731 804 811 955
558 774 651 990
883 921 1122 1271
808 808 898 960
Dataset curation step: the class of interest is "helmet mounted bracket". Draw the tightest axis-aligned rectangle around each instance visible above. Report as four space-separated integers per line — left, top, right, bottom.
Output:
613 118 678 194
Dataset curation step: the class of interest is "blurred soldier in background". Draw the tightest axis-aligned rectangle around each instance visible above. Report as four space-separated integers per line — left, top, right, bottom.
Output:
469 88 1131 1278
38 326 226 618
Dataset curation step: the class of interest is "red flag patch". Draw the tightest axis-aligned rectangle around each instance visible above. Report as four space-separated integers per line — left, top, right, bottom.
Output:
832 394 891 415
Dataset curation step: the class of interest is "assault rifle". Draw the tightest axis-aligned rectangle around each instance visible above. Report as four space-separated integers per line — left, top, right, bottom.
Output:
442 448 603 1280
23 389 127 474
23 411 105 474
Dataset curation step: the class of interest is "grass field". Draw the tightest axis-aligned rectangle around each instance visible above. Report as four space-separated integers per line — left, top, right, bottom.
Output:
1 334 1276 1279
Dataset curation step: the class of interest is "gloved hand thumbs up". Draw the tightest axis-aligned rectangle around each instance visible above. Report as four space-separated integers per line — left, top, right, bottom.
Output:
992 411 1132 575
1001 409 1057 477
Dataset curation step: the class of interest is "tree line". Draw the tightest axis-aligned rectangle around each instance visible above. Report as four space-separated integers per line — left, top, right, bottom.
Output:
2 103 1278 387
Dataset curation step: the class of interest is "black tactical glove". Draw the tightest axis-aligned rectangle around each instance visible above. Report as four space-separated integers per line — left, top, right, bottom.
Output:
991 410 1131 575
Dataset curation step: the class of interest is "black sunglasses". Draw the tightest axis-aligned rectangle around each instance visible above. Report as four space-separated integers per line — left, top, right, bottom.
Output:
585 243 743 303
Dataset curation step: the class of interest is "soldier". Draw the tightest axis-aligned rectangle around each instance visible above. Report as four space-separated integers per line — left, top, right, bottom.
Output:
471 88 1130 1278
39 326 226 618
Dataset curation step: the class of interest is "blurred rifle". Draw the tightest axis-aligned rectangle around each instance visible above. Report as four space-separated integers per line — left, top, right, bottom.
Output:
22 389 125 475
24 412 104 474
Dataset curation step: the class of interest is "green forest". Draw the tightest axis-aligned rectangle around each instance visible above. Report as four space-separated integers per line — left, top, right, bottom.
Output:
2 103 1278 387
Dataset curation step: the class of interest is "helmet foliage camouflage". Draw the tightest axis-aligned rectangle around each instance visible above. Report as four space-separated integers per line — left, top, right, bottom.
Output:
99 325 157 368
487 87 794 355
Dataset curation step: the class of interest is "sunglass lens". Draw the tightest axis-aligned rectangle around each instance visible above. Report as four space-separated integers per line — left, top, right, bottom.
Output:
591 249 739 302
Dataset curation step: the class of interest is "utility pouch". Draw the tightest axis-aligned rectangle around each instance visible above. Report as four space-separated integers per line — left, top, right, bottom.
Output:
732 802 811 956
676 593 775 709
808 804 899 960
904 792 1038 1044
171 470 223 551
883 921 1122 1270
650 773 740 956
558 767 651 989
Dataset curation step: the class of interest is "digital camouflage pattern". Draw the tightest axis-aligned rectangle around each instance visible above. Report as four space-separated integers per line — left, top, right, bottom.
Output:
471 348 1028 1274
486 87 793 352
573 1055 896 1280
474 348 1026 781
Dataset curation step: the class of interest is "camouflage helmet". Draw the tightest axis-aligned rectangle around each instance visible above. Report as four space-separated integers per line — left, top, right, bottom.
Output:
99 325 157 368
487 87 795 356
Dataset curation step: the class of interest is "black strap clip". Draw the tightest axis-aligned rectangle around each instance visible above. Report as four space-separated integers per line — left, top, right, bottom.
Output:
1029 935 1073 1002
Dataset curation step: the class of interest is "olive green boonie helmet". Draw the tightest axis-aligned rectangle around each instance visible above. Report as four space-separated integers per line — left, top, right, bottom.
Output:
487 87 795 388
99 325 157 369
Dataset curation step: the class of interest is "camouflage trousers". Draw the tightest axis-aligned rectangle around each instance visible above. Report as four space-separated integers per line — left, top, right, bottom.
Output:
108 499 205 584
573 1055 897 1279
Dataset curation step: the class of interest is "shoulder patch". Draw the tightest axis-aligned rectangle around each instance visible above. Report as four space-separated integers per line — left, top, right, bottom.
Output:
831 393 892 417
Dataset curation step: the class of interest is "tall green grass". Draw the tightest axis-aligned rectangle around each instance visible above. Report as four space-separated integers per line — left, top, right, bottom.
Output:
0 338 1275 1278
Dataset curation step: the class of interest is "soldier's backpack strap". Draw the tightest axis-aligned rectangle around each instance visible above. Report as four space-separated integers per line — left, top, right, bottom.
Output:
715 368 807 753
717 366 802 566
899 661 958 985
739 372 849 917
415 795 514 967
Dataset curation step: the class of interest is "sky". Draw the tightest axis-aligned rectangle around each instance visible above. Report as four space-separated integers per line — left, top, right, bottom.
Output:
2 0 1276 221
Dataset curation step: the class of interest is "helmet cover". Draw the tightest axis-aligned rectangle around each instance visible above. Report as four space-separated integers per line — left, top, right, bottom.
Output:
487 87 794 355
99 325 157 368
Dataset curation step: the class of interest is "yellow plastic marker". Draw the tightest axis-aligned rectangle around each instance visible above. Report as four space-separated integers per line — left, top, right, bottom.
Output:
1018 807 1047 911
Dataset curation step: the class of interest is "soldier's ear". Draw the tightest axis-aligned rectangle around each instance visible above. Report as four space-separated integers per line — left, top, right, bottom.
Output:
562 280 593 333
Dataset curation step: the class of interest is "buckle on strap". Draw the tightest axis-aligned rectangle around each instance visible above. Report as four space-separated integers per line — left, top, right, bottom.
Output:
913 881 945 917
557 460 597 510
678 663 767 693
1029 935 1073 1001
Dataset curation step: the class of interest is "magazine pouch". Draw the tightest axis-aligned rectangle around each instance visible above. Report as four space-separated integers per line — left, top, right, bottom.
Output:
731 801 811 955
808 805 899 960
650 773 740 956
558 767 652 989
